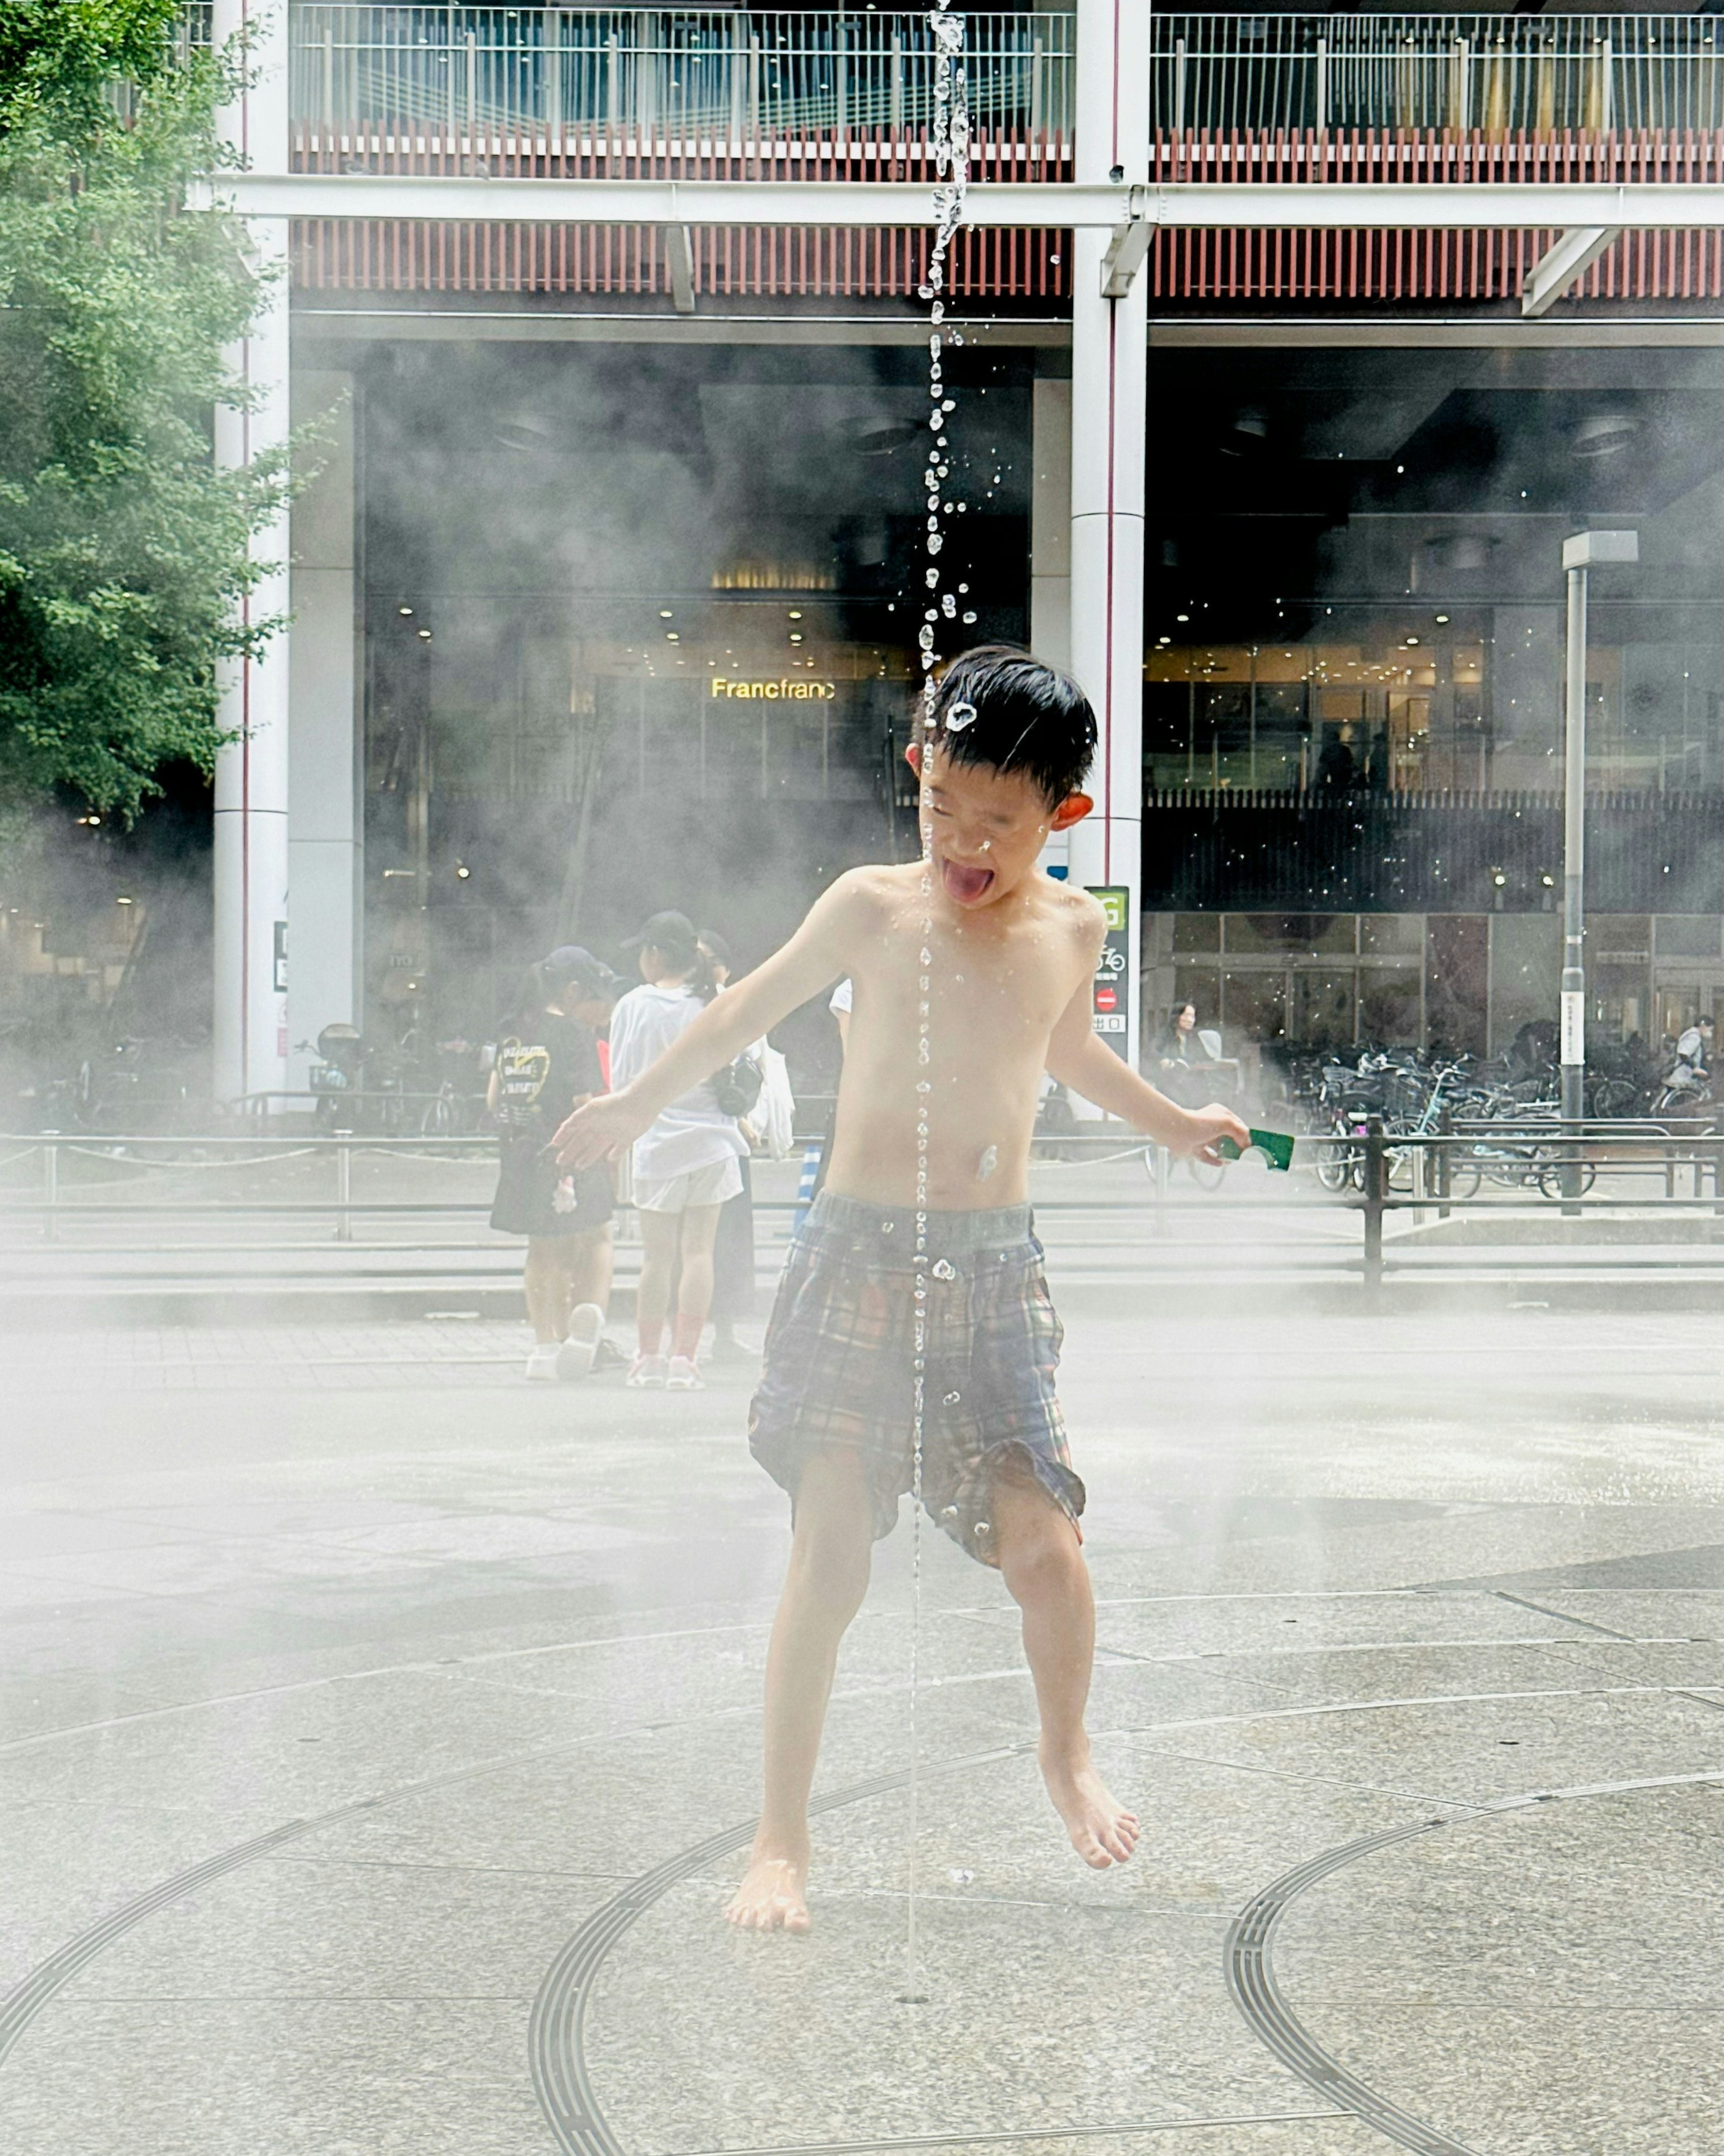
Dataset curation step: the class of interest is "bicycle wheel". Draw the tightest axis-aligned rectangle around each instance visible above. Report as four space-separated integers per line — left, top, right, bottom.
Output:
420 1091 454 1138
1314 1140 1355 1193
1537 1157 1597 1200
1440 1157 1483 1200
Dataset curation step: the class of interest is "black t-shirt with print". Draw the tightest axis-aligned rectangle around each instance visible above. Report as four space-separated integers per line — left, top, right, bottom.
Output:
493 1010 602 1137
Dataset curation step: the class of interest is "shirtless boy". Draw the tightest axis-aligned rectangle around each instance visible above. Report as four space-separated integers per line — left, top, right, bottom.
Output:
555 648 1249 1933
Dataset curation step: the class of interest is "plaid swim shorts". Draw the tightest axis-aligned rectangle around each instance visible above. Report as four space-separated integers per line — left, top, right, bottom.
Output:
748 1191 1084 1568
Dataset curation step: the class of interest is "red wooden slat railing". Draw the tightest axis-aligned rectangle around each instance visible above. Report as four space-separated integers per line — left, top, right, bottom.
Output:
287 127 1724 304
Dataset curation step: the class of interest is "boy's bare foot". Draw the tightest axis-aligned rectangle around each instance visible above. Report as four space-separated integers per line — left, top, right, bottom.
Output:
726 1845 812 1932
1040 1747 1140 1868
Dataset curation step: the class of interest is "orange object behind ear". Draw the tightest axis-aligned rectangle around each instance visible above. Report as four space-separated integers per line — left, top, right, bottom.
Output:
904 741 923 778
1050 793 1093 830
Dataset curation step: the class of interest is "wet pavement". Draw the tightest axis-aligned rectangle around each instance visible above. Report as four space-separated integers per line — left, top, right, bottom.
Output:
3 1307 1723 2155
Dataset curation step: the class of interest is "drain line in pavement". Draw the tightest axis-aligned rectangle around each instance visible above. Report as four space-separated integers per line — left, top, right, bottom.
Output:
1226 1765 1724 2155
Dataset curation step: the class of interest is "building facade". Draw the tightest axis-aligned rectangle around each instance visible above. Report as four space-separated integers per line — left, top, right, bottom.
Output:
11 5 1724 1103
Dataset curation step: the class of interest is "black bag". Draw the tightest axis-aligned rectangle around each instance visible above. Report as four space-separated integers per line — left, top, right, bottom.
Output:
712 1052 764 1119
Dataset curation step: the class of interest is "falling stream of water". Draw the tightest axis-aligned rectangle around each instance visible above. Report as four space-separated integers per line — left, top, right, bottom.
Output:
902 2 971 2007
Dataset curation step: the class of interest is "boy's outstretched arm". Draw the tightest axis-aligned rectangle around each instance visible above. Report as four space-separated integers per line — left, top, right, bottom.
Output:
553 871 871 1168
1045 970 1250 1162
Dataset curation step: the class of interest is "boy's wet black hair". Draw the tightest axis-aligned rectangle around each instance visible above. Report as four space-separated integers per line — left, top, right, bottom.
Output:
930 645 1097 806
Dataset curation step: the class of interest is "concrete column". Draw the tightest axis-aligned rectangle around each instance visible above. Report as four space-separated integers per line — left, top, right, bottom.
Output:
1031 376 1072 673
1066 0 1150 1079
287 370 361 1093
212 1 291 1107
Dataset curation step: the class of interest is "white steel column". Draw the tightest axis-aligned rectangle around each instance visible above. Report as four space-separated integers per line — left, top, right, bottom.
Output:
287 370 361 1093
1030 376 1072 673
213 1 291 1108
1067 0 1150 1078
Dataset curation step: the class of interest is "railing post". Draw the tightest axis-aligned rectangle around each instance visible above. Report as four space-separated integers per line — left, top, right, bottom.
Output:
1435 1104 1452 1220
750 33 763 149
1453 38 1470 132
546 13 562 157
889 31 902 135
322 21 334 152
1031 35 1045 141
334 1140 353 1243
41 1135 58 1245
465 27 478 167
1174 36 1187 138
1314 35 1327 133
835 19 848 144
1362 1115 1386 1304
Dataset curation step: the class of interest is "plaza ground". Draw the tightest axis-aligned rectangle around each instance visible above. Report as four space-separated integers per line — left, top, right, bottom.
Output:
3 1300 1724 2155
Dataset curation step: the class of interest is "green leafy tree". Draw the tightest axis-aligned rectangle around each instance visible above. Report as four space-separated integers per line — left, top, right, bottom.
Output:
0 0 293 823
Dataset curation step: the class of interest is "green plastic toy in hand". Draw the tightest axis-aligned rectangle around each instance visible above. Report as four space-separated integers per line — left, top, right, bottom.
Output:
1216 1129 1296 1172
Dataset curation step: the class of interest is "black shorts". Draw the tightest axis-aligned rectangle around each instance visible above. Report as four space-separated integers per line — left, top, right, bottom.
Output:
748 1192 1083 1569
490 1136 613 1239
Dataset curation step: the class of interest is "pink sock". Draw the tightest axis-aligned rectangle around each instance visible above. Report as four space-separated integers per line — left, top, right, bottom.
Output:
672 1311 704 1362
638 1317 664 1358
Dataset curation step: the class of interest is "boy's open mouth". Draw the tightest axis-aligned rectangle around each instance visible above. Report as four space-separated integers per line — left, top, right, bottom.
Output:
940 857 995 904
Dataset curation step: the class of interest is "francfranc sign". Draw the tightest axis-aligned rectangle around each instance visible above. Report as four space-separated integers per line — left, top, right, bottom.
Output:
710 677 836 701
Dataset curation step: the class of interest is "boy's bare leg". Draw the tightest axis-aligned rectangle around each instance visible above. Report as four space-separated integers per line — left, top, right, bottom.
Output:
992 1472 1139 1868
728 1449 874 1932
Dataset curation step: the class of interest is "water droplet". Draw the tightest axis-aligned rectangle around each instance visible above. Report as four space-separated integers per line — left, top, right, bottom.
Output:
931 1258 957 1280
941 594 956 618
962 611 978 624
945 700 978 732
943 1390 962 1405
920 947 932 964
927 535 943 554
978 1144 998 1179
916 1080 932 1094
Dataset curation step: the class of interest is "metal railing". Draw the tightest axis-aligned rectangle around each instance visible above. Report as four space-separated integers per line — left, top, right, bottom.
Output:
7 1128 1724 1302
1151 15 1724 140
287 6 1072 150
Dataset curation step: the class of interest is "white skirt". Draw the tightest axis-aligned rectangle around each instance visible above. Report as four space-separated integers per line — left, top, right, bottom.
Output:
631 1157 744 1214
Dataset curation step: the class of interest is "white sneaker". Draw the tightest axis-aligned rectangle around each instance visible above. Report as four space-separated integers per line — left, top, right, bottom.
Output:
525 1343 561 1382
626 1353 669 1388
557 1304 605 1380
666 1355 704 1391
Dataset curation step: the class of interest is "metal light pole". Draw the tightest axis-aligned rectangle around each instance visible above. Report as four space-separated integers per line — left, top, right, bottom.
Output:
1559 529 1637 1191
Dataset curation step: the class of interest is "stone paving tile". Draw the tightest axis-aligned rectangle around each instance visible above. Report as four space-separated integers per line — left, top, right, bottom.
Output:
2 1310 1722 2153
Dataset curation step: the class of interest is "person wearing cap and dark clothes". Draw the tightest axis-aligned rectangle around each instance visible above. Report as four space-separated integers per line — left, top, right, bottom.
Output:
489 947 619 1382
608 911 747 1390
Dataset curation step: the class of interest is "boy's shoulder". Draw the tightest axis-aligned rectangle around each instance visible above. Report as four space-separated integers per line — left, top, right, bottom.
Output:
1031 874 1108 942
822 860 922 921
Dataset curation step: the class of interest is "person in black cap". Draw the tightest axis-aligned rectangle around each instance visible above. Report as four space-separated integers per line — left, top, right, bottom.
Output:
608 911 747 1390
488 946 620 1381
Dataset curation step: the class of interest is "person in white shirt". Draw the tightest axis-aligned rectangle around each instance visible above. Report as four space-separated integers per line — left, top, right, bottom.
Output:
608 911 747 1390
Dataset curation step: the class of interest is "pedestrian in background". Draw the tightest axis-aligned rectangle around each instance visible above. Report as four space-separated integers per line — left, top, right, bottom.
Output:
609 911 747 1390
698 929 758 1361
488 946 619 1381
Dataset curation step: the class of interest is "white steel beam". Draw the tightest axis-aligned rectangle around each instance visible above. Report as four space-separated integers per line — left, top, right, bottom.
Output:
212 171 1724 232
1521 225 1621 318
662 224 696 314
1099 219 1152 297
